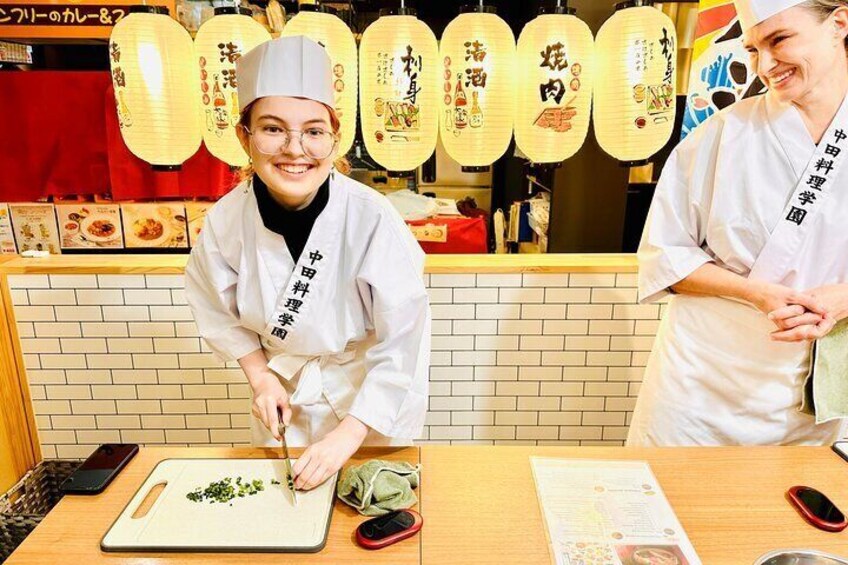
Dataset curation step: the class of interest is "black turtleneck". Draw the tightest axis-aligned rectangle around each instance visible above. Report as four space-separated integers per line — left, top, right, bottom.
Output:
253 174 330 263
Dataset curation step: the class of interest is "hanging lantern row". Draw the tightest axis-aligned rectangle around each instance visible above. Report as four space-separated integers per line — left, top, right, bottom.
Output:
109 5 269 168
109 1 677 171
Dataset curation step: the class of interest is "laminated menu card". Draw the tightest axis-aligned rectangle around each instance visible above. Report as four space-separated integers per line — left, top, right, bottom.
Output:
184 201 212 248
121 203 188 249
531 458 701 565
9 203 61 255
56 203 124 249
0 204 17 254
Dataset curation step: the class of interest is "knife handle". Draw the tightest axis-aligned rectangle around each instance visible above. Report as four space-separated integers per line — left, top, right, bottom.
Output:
276 406 285 438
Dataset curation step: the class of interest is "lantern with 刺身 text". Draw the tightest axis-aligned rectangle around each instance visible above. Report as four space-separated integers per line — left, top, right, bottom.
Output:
359 8 440 174
194 6 271 167
514 5 594 164
593 0 677 164
283 5 358 156
439 5 516 170
109 6 201 169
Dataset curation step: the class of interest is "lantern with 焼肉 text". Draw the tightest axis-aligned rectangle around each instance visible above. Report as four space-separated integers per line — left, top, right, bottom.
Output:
515 6 594 164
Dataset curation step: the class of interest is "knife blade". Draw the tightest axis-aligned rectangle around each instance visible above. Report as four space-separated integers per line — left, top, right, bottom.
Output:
276 407 298 506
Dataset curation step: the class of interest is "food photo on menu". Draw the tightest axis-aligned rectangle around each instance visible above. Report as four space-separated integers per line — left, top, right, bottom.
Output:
56 203 124 249
120 203 188 249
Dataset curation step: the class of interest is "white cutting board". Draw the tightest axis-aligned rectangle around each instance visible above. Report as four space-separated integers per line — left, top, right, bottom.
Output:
101 458 337 553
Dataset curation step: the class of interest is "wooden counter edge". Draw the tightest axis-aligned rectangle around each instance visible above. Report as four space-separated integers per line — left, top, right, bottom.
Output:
0 254 638 275
0 274 40 485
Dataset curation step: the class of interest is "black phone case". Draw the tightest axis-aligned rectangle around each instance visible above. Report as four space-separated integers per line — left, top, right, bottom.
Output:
832 442 848 464
60 444 139 494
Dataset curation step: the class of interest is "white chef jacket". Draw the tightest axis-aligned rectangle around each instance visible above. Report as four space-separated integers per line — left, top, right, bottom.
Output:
185 171 430 446
628 90 848 446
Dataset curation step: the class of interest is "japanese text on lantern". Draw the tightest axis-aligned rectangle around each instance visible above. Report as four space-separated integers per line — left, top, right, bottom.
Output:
443 39 487 134
630 27 674 132
200 42 243 137
534 41 583 133
373 45 422 143
109 40 133 129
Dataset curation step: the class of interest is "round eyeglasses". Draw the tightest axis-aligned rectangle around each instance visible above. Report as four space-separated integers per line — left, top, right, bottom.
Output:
243 125 338 161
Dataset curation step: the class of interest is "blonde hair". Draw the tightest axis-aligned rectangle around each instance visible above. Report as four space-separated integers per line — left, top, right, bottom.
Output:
236 100 349 182
803 0 848 48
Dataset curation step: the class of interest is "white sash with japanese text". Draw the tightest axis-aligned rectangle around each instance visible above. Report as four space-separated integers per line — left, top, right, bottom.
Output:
749 96 848 282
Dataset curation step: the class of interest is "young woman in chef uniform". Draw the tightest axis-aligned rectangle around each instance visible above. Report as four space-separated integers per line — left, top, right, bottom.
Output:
186 36 430 490
628 0 848 446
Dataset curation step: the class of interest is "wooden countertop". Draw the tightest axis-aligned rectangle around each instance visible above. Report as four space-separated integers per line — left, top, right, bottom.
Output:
5 446 421 564
421 446 848 564
0 253 638 275
7 446 848 564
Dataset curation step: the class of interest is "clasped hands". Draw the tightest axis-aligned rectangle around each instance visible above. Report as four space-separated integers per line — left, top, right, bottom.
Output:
752 282 848 342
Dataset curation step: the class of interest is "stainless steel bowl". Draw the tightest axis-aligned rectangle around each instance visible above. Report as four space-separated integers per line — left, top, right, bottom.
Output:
754 550 848 565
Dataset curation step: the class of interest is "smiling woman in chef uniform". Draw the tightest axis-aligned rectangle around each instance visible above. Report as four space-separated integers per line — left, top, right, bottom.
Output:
185 36 430 490
627 0 848 446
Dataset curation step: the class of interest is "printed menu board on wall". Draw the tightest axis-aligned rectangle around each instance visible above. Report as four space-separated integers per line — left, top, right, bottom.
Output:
184 201 212 248
121 203 188 248
0 204 17 254
56 203 124 249
9 203 61 255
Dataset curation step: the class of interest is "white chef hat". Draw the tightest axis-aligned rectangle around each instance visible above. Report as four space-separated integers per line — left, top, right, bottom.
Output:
236 35 334 112
734 0 807 32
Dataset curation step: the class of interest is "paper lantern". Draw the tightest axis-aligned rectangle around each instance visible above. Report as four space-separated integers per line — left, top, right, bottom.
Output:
514 7 594 164
594 1 677 163
439 7 516 169
359 9 439 173
283 6 358 155
195 7 271 167
109 6 201 169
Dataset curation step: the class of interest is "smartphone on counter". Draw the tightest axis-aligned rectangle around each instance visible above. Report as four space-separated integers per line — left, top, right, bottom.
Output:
786 485 847 532
60 444 139 494
356 509 423 549
832 441 848 463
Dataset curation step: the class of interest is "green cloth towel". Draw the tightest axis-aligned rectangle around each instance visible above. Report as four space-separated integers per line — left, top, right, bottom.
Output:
336 459 420 516
801 320 848 423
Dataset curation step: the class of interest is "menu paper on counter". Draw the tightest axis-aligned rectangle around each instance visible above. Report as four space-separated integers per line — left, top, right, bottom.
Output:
531 458 701 565
9 203 60 255
0 204 17 254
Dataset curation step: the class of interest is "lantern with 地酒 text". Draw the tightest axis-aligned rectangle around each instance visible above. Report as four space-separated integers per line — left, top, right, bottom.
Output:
194 6 271 167
283 5 359 155
109 6 201 169
438 5 516 170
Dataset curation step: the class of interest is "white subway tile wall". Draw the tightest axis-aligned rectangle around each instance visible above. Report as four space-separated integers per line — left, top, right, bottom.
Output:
9 272 659 458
